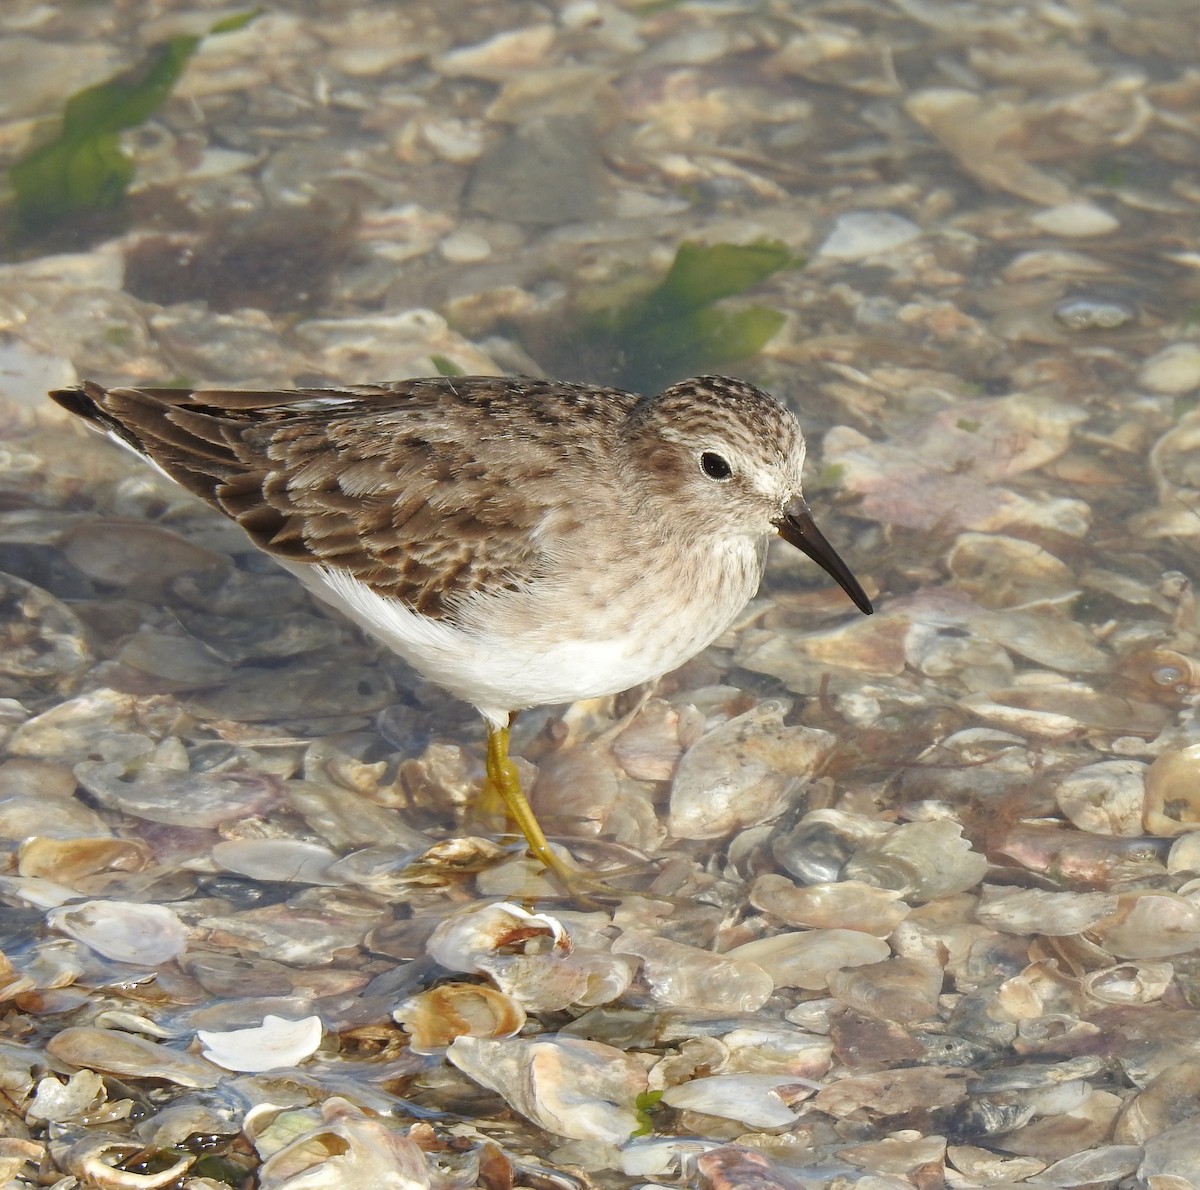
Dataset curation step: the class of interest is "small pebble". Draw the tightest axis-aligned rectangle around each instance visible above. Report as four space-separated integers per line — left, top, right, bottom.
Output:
1139 342 1200 394
440 230 493 263
1030 202 1119 237
817 211 921 261
1054 296 1136 331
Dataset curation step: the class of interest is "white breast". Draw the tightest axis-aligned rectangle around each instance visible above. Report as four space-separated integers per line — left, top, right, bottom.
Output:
282 533 765 727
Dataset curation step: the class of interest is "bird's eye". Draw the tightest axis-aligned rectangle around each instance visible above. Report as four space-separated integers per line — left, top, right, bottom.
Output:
700 451 732 480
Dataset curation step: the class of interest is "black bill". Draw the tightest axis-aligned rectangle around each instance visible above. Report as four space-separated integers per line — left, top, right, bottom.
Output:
775 498 873 615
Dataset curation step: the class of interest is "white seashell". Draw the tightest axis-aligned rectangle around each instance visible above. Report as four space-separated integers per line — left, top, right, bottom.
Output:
75 758 282 828
648 1035 728 1090
0 875 83 909
433 26 556 80
660 1073 811 1128
612 697 695 782
836 1133 947 1178
905 87 1074 206
968 607 1108 674
770 807 893 884
446 1035 647 1143
960 692 1088 738
742 616 910 686
47 901 188 966
197 1015 323 1072
619 1137 721 1178
815 1064 970 1119
1115 1061 1200 1146
7 689 144 764
477 952 589 1012
421 117 487 165
1055 296 1136 331
1033 1144 1143 1186
947 1144 1047 1183
18 836 152 886
1168 831 1200 875
906 623 1015 689
425 902 571 973
823 394 1088 536
945 532 1077 609
1133 1118 1200 1184
480 950 636 1011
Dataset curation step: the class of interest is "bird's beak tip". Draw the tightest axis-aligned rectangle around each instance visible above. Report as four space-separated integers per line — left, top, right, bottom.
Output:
776 504 873 616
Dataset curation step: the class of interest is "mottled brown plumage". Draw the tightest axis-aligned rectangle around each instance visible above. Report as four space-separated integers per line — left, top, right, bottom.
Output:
51 374 872 888
53 376 642 618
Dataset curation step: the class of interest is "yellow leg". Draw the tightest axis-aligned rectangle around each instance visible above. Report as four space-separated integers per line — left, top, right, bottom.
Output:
484 721 578 885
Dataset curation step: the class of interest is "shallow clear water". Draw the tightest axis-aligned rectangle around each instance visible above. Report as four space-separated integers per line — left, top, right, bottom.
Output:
2 1 1200 1186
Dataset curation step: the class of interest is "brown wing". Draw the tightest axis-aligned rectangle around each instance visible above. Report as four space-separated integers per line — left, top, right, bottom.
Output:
50 377 634 618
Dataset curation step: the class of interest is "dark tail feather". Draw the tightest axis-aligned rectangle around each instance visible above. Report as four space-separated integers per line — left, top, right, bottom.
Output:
49 382 146 454
49 382 260 510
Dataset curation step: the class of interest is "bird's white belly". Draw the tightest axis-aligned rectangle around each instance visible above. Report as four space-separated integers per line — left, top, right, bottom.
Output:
284 546 758 726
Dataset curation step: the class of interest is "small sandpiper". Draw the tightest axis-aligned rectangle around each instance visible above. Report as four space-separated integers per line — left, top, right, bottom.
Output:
51 375 872 889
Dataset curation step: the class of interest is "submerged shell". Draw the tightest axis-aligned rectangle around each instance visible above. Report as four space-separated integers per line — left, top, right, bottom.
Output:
211 839 340 884
843 820 988 902
1115 1060 1200 1145
726 929 890 992
62 1136 193 1189
668 701 834 839
771 808 893 885
660 1073 810 1128
18 836 153 886
0 572 92 680
26 1069 107 1124
976 886 1118 936
946 532 1077 609
46 1027 221 1088
256 1097 433 1190
1144 745 1200 836
1055 760 1148 836
75 758 284 828
1092 892 1200 959
826 955 944 1022
613 930 774 1010
750 875 910 936
446 1035 648 1144
1081 962 1173 1006
47 900 188 966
